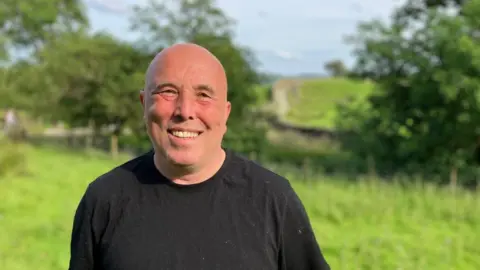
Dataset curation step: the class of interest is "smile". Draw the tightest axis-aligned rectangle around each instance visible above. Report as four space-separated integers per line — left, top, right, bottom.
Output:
168 129 202 139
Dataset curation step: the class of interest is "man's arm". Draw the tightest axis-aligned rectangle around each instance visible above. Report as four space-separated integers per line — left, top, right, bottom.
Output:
68 184 106 270
278 186 330 270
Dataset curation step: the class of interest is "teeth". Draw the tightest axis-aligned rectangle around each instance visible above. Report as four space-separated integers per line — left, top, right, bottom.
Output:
171 131 199 138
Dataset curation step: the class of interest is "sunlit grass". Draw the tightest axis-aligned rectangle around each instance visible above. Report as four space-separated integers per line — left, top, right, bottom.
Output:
0 145 130 270
285 77 374 128
290 177 479 270
0 144 478 270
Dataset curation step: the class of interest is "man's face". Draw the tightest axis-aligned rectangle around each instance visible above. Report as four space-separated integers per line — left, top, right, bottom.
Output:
140 49 231 168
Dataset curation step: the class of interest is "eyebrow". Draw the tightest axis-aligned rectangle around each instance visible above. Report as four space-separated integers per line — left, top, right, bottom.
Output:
151 82 178 91
149 82 215 95
195 84 215 95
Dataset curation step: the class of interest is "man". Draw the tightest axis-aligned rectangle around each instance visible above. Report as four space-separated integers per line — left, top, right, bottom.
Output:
3 109 16 134
68 43 330 270
3 108 23 140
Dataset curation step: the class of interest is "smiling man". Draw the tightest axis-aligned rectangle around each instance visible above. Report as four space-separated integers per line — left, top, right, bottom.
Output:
141 44 231 185
68 43 330 270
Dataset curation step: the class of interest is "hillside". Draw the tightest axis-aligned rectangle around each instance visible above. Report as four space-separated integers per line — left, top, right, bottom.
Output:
276 77 375 129
0 144 478 270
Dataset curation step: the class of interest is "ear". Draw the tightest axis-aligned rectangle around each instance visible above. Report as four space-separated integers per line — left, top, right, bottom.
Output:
224 101 231 122
139 90 145 108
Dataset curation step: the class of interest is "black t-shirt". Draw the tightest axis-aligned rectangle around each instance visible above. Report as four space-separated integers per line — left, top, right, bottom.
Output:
68 149 330 270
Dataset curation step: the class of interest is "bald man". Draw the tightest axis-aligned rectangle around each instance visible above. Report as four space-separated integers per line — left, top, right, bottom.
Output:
68 43 330 270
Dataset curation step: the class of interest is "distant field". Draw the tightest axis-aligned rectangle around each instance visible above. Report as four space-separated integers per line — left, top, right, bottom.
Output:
1 144 479 270
284 77 375 128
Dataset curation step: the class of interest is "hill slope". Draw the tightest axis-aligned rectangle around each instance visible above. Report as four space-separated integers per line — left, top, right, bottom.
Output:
282 77 374 128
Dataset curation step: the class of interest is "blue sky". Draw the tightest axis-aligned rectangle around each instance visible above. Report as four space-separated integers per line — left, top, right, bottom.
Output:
84 0 405 76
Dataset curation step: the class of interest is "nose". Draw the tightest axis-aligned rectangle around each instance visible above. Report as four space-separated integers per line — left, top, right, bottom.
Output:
174 92 195 120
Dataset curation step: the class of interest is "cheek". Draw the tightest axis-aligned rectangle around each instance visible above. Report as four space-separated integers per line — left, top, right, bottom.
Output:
147 100 173 125
198 108 227 128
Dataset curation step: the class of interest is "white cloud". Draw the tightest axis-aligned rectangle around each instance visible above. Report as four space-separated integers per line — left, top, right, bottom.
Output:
272 50 301 61
85 0 129 14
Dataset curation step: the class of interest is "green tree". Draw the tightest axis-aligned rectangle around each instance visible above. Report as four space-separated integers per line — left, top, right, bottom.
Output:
0 60 52 113
324 59 348 77
394 0 465 25
0 66 16 107
29 31 153 155
337 0 480 187
0 0 88 57
130 0 234 50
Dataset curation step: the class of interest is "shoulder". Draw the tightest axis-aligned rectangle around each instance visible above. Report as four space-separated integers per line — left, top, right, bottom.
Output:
225 150 308 224
225 149 296 199
81 150 154 204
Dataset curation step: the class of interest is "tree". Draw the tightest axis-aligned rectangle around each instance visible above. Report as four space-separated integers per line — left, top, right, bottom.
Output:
28 31 154 156
337 0 480 187
324 59 348 77
394 0 465 22
0 0 88 58
0 66 17 107
130 0 235 51
0 59 54 113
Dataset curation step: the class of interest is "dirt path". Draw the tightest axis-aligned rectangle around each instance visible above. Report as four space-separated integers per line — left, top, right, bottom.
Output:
271 79 301 118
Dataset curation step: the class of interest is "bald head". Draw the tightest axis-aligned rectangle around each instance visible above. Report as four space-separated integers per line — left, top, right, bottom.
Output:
139 43 232 180
144 43 228 97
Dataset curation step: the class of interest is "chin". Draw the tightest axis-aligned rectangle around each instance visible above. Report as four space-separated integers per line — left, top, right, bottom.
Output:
163 147 203 167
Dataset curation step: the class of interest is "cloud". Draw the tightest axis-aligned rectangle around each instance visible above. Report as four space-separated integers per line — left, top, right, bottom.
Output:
272 50 301 61
85 0 129 14
83 0 407 75
215 0 406 74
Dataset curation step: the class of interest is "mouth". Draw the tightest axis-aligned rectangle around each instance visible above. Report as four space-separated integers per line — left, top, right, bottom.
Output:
167 129 203 139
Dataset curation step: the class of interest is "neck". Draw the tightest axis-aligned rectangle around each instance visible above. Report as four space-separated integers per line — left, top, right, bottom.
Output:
153 148 226 185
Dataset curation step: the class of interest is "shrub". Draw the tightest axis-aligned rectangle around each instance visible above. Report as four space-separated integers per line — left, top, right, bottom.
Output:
0 135 27 177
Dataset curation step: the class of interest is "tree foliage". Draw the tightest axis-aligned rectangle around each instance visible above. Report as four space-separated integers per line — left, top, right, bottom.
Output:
130 0 235 51
337 0 480 185
394 0 466 25
0 0 88 56
324 59 348 77
34 31 153 132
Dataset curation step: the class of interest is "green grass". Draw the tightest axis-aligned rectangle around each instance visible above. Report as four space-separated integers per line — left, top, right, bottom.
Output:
0 145 131 270
284 77 374 128
1 144 479 270
291 179 480 270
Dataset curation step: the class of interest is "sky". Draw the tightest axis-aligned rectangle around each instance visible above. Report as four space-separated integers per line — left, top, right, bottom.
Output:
83 0 406 76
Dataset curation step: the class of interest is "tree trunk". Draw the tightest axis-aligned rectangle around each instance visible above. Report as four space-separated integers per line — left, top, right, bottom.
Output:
450 166 457 190
111 134 118 159
367 154 376 180
86 119 94 149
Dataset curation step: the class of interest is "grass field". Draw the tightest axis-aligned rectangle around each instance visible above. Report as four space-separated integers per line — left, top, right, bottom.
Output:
1 144 479 270
284 77 374 128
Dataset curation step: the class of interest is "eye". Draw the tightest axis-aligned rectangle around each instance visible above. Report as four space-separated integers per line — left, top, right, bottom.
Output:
158 89 177 95
198 92 211 99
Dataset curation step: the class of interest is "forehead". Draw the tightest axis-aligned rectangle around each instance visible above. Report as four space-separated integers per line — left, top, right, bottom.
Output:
149 54 221 87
